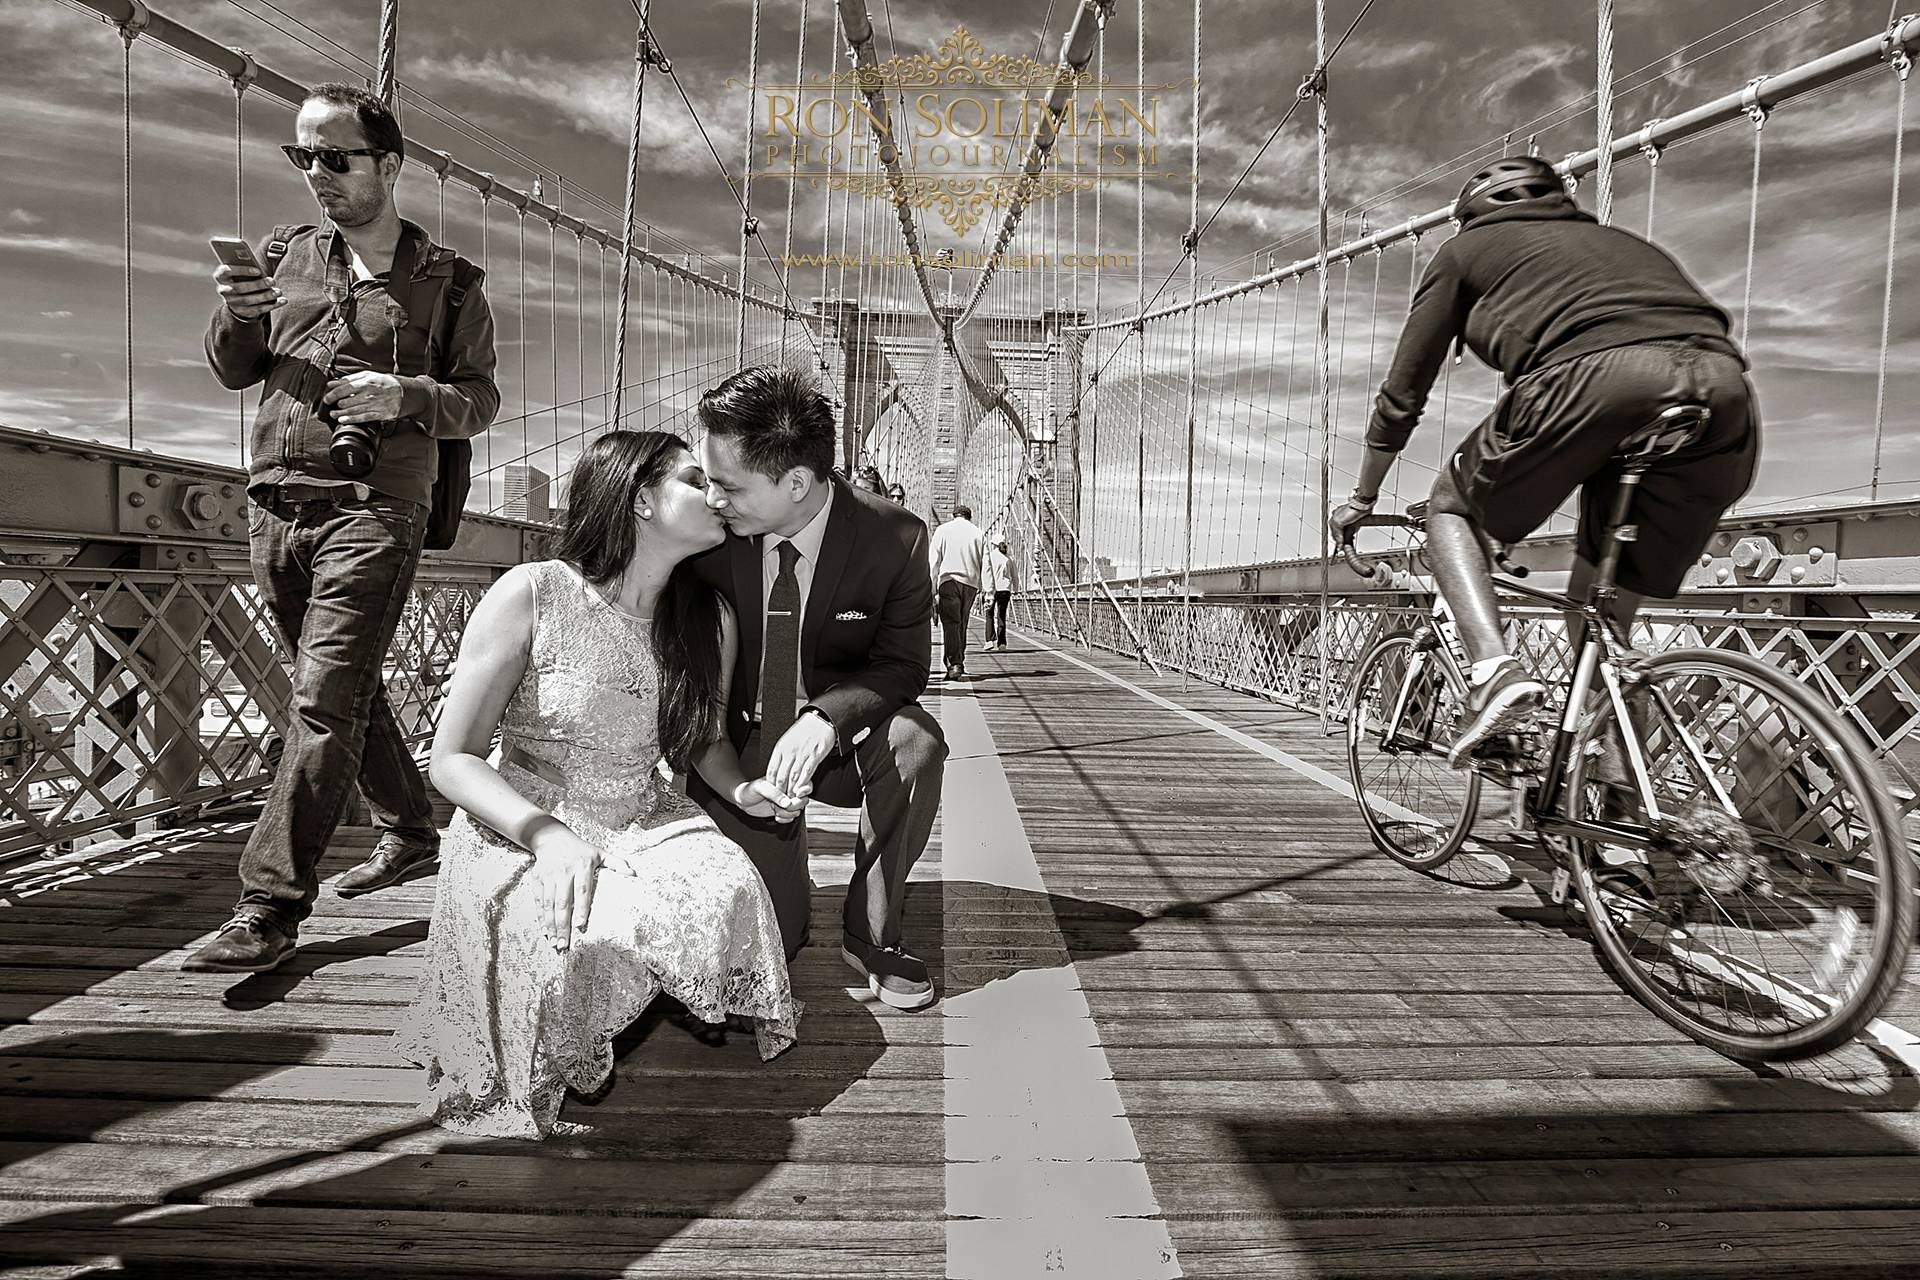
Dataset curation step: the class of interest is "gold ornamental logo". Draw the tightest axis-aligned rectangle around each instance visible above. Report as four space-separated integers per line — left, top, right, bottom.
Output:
732 26 1196 234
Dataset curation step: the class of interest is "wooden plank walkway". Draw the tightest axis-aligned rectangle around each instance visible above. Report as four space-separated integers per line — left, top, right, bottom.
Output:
0 627 1915 1277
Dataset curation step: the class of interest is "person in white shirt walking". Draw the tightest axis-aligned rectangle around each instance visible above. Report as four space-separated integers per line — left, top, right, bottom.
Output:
927 504 987 680
981 536 1015 651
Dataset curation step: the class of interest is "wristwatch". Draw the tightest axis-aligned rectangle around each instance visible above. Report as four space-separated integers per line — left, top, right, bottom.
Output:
799 705 835 732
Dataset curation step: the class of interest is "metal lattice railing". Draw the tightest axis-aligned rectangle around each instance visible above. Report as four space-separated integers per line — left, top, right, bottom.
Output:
0 558 489 860
1011 592 1920 825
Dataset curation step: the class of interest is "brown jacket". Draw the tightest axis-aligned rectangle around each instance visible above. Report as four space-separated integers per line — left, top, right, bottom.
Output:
205 219 499 508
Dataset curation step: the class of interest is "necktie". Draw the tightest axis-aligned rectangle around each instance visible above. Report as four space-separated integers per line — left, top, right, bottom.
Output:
758 539 803 755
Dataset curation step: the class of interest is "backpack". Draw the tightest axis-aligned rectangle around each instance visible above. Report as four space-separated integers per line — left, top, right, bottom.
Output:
263 224 483 551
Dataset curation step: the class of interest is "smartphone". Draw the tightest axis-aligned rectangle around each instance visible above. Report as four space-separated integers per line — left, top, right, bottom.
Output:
209 236 266 276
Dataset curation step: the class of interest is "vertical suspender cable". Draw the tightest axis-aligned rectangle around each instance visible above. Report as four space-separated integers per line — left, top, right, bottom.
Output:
233 48 256 466
612 11 650 426
1594 0 1616 225
549 189 560 477
1313 0 1332 730
1740 77 1769 349
376 0 398 106
780 0 808 363
121 8 144 448
735 0 763 368
1873 45 1910 501
1089 3 1106 644
1181 0 1201 684
575 232 585 442
519 211 529 470
1641 127 1662 239
1135 0 1147 649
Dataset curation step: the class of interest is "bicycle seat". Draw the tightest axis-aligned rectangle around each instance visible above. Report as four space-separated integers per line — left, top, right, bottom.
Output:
1614 404 1710 463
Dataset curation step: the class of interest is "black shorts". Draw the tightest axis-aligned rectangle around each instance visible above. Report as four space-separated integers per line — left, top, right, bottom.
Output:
1427 339 1759 598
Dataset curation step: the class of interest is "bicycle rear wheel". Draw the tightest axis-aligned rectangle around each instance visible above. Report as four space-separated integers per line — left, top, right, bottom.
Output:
1346 631 1482 870
1567 648 1915 1061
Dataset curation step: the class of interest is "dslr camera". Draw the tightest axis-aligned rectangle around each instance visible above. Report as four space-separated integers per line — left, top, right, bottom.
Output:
321 368 393 479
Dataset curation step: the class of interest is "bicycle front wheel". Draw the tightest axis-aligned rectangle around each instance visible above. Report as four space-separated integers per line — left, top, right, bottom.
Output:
1567 648 1915 1061
1346 631 1482 870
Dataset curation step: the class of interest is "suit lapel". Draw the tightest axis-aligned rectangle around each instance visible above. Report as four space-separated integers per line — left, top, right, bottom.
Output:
803 480 854 674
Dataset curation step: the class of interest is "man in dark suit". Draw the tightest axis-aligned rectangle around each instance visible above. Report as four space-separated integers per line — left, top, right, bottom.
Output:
690 366 947 1010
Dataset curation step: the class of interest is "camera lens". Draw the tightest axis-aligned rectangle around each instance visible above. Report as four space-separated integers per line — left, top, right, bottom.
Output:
329 422 381 478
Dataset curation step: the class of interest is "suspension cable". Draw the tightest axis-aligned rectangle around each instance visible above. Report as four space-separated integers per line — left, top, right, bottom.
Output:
1595 0 1617 224
1872 40 1911 500
612 11 651 425
735 0 762 367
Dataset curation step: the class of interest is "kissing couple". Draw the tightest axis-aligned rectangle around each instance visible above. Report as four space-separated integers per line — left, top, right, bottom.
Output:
398 365 948 1139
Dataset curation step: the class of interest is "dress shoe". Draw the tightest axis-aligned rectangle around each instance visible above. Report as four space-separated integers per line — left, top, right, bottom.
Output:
842 933 935 1010
181 911 296 973
335 833 439 898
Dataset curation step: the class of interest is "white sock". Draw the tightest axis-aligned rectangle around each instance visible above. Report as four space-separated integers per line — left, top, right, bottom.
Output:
1470 655 1512 686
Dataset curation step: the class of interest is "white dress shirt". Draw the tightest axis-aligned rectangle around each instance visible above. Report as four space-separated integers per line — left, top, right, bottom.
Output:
754 494 834 721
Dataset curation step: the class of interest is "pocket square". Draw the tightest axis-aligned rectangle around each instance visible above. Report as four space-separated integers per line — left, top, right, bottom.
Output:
835 609 869 621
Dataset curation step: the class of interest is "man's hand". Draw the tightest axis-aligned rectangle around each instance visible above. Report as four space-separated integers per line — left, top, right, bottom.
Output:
215 263 281 322
323 371 406 425
763 711 836 801
1329 499 1374 543
527 825 602 951
731 777 809 825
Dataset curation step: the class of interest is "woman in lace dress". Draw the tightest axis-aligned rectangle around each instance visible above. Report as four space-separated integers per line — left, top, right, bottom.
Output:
398 430 806 1139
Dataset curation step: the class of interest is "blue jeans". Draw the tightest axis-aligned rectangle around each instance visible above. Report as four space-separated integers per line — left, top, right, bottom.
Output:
237 491 436 929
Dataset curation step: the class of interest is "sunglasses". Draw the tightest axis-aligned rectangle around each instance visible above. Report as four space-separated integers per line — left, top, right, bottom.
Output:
281 145 384 174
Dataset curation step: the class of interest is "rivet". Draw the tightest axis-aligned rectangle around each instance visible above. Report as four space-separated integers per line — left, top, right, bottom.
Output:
220 485 234 498
1715 566 1730 583
164 548 177 560
144 472 161 487
1656 1221 1670 1230
220 524 234 537
1583 1168 1598 1177
1699 554 1713 567
1719 1243 1733 1250
146 515 162 530
1792 527 1807 542
128 493 145 507
1808 546 1823 562
1790 566 1806 583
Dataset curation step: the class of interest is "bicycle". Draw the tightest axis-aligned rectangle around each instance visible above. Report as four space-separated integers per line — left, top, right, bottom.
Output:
1337 406 1916 1062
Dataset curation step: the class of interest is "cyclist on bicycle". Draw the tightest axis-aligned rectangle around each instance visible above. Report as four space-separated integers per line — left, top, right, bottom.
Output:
1332 155 1760 765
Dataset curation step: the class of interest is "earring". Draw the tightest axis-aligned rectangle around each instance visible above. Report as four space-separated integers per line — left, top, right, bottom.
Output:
639 508 653 520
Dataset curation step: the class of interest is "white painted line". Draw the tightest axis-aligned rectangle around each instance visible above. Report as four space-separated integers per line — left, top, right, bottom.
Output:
937 686 1181 1280
1017 632 1370 803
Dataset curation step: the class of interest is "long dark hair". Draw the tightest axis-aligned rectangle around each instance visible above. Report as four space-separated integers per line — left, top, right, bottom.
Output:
556 430 722 772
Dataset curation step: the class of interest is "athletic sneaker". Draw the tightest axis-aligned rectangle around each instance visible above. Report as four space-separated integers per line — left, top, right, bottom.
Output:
1448 657 1546 768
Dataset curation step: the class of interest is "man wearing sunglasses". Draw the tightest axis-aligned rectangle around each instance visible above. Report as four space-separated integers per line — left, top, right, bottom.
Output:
189 82 499 973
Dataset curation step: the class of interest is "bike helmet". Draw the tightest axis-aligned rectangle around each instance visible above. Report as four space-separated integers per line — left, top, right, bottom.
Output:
1454 155 1567 223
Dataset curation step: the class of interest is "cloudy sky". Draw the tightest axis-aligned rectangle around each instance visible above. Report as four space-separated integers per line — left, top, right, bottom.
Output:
4 0 1915 557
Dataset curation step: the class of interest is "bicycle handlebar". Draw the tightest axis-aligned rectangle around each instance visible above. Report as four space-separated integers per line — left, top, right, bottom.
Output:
1337 513 1412 588
1335 510 1531 585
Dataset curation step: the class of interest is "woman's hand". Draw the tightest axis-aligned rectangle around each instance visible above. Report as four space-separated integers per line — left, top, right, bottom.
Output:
528 823 603 950
732 777 809 825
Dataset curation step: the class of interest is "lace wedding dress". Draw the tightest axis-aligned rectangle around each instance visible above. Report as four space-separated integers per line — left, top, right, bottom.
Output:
397 559 802 1139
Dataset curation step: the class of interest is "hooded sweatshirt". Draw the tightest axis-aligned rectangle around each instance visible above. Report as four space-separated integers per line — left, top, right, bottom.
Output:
1366 192 1741 454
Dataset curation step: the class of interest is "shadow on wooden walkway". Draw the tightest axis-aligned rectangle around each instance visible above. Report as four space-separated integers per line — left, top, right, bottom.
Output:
0 629 1914 1277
